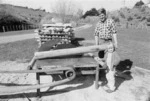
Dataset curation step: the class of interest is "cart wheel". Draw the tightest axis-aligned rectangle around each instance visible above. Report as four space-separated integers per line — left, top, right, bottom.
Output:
65 71 73 78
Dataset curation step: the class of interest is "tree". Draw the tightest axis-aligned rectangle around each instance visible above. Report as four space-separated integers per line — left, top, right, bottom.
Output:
51 0 82 23
82 8 99 18
127 16 133 21
119 12 125 19
134 0 145 8
147 17 150 22
76 9 83 18
112 16 120 22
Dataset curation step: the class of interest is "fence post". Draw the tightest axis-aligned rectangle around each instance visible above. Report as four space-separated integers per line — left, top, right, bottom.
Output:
6 26 9 32
19 25 21 30
2 26 5 32
27 25 29 30
22 25 24 30
16 25 18 31
9 25 12 31
26 25 28 30
31 25 34 29
12 25 14 31
24 25 26 30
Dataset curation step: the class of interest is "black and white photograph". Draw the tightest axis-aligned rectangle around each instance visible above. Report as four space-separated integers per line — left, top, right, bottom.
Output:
0 0 150 101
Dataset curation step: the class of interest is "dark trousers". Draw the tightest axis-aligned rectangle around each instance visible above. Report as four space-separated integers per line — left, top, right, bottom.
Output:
98 38 112 59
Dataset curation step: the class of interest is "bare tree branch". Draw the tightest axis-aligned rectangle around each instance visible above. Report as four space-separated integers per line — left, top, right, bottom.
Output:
51 0 82 23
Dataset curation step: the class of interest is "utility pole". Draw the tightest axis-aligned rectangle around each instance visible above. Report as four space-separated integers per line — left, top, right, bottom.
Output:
122 0 126 7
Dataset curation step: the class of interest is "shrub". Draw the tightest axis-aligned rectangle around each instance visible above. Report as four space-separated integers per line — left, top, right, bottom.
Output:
141 16 146 21
111 16 120 22
137 16 141 19
82 8 99 18
119 12 125 19
146 17 150 22
134 0 145 8
127 16 133 21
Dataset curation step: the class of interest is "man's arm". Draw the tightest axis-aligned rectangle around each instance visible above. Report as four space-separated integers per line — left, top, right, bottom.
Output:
111 20 118 49
95 36 99 45
112 34 118 49
94 23 99 45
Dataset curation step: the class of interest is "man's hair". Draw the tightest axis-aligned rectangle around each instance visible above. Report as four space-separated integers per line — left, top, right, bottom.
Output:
98 8 106 15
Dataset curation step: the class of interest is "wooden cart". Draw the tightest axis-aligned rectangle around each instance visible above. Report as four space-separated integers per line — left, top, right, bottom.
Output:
35 55 106 97
0 43 109 96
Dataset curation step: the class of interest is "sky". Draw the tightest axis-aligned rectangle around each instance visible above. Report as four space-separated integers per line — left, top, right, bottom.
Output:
2 0 150 12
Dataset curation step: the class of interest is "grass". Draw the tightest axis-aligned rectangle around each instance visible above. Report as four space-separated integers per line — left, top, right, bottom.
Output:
117 28 150 69
75 25 150 69
0 24 150 70
0 39 38 62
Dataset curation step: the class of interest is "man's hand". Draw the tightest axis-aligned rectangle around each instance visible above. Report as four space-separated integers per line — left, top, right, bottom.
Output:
87 53 94 57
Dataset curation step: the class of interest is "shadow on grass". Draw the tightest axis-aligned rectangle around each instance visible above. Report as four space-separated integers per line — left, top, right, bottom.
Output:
73 37 85 41
115 59 133 90
38 37 85 52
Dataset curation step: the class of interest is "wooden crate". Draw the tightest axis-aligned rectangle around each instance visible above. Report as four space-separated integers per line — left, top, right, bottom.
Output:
35 23 74 47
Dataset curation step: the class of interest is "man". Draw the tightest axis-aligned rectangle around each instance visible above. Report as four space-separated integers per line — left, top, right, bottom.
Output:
94 8 118 93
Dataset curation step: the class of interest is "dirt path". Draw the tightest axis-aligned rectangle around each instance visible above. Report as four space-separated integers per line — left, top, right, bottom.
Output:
0 24 92 44
0 61 150 101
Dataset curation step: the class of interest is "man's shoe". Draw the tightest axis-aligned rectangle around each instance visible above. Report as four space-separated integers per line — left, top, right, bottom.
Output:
103 85 115 93
105 89 115 93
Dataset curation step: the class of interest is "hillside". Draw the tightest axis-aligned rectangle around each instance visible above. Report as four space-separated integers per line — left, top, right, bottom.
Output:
1 2 150 32
0 4 81 32
0 4 49 27
110 5 150 26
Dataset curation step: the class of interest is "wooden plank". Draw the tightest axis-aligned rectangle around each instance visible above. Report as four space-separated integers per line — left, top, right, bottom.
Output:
0 67 71 74
34 44 110 60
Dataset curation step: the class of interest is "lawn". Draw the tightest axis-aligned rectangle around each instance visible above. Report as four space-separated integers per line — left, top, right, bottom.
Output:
0 24 150 70
75 25 150 69
117 28 150 69
0 39 38 62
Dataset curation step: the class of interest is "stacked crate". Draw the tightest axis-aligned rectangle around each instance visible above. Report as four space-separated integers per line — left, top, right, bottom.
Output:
35 23 74 47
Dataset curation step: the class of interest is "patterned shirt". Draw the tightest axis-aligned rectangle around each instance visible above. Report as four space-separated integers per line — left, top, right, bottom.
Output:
94 18 117 39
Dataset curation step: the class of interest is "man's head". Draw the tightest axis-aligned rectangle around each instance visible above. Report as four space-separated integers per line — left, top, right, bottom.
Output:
98 8 107 22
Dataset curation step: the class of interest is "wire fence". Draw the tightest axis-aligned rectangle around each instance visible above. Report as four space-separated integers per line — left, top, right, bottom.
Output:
0 24 39 32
